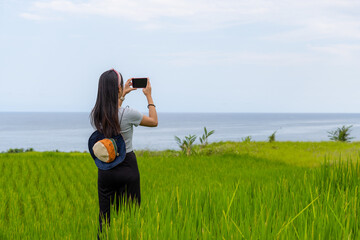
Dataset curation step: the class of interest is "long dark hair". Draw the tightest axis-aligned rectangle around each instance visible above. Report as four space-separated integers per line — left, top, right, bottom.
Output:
90 69 124 137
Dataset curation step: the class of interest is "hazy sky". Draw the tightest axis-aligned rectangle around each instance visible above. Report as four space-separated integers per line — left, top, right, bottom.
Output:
1 0 360 113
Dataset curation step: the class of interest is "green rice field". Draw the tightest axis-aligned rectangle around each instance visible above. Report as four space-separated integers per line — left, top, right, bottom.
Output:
0 141 359 239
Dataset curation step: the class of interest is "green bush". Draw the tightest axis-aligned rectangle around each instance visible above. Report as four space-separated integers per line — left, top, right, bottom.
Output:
175 134 197 156
268 131 277 143
5 148 34 153
241 136 252 143
199 127 215 147
328 125 354 142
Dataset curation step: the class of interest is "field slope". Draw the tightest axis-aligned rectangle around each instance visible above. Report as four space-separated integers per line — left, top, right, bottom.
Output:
0 141 359 239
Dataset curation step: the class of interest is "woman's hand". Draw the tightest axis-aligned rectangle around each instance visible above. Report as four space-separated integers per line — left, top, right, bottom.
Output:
122 78 137 97
143 78 152 97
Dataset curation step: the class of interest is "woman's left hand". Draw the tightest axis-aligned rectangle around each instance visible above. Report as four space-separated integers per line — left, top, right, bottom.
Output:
122 78 137 97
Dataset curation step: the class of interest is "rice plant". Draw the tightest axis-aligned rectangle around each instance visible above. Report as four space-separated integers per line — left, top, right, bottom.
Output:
1 142 359 239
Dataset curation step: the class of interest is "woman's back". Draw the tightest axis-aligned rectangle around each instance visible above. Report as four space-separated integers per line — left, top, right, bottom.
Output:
118 107 143 153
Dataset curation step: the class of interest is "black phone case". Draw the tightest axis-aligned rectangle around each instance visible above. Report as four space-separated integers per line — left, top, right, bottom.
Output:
132 78 147 88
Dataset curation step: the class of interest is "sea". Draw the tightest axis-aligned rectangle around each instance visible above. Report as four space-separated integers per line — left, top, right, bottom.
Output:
1 112 360 152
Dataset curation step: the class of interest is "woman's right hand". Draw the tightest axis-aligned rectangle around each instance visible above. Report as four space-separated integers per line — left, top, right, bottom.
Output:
143 78 152 97
123 78 137 96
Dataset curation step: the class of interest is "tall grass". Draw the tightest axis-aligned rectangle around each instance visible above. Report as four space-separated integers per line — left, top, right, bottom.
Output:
103 155 359 239
0 142 359 239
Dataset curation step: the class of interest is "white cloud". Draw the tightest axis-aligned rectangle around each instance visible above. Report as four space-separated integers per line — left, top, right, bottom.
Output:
15 0 360 66
19 12 46 21
263 17 360 41
20 0 275 33
156 50 319 66
18 0 360 46
21 0 360 24
157 43 360 66
310 44 360 58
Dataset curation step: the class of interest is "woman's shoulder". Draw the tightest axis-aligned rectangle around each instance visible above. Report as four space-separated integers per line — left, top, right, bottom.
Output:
119 107 143 125
119 106 141 115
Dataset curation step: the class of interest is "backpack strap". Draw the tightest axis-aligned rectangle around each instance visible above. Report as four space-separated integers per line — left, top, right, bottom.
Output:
119 105 129 125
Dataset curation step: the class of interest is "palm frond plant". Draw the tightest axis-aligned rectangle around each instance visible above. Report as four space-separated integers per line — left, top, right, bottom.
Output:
175 134 197 156
327 125 354 142
199 127 215 147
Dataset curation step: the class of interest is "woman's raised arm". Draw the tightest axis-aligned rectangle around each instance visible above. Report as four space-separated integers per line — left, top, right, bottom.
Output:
140 78 158 127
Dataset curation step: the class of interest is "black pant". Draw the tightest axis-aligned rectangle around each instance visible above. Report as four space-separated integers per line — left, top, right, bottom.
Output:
97 151 141 238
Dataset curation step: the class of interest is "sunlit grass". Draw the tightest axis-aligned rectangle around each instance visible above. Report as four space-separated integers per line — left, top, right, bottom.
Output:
0 141 359 239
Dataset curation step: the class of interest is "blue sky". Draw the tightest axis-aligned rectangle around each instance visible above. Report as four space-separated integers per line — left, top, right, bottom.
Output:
1 0 360 113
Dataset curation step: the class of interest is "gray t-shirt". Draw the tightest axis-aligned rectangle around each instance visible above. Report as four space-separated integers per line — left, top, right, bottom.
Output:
118 107 143 153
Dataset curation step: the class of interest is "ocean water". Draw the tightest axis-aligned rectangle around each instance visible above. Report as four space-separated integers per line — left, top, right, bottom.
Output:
1 112 360 152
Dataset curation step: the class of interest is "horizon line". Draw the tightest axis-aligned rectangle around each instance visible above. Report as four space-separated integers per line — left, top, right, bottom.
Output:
1 111 360 114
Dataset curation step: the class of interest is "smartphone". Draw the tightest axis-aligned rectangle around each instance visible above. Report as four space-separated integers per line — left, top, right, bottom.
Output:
132 78 147 88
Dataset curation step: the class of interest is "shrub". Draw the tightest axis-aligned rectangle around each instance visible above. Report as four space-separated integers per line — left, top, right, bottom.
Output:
268 131 277 143
241 136 252 143
327 125 354 142
6 148 35 153
6 148 24 153
175 134 197 156
199 127 215 147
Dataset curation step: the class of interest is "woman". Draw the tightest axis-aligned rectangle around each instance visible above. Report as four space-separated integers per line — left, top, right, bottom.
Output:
89 69 158 237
